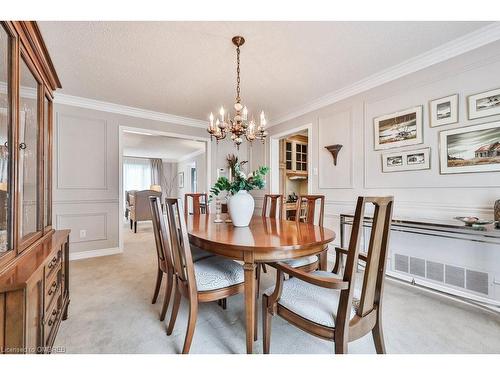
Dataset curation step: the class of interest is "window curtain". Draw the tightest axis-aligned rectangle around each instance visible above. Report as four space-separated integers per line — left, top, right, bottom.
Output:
123 157 152 192
150 158 163 186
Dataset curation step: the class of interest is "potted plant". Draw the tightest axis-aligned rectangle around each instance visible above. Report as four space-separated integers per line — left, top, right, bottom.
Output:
210 161 269 227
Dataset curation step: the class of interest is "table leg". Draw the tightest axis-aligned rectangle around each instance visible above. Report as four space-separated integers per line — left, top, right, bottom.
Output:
243 258 256 354
319 250 328 271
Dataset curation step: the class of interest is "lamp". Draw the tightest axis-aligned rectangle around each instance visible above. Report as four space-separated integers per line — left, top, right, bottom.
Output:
150 184 161 192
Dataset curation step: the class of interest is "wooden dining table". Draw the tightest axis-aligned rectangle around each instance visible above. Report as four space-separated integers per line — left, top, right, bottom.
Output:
186 214 336 354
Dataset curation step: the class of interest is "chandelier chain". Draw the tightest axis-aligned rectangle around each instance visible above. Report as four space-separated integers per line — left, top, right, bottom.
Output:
236 45 241 102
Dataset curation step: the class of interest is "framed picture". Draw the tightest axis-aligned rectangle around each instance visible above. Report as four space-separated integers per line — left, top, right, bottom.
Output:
382 147 430 173
178 172 184 188
439 121 500 174
468 88 500 120
429 94 458 127
373 105 423 150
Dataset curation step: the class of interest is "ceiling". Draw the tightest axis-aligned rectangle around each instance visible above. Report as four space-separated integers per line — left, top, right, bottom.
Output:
122 131 205 160
38 21 492 123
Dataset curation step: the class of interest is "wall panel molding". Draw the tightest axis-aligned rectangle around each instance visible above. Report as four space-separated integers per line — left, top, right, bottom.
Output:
56 113 108 190
56 212 108 243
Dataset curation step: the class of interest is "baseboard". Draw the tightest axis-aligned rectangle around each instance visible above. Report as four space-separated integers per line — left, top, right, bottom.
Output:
69 247 123 261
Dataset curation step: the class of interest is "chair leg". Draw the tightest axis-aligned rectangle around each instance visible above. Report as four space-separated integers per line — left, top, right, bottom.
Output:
152 268 163 304
256 265 261 298
134 221 137 233
372 308 386 354
333 250 342 274
262 294 272 354
334 331 348 354
130 219 133 230
167 284 181 335
222 298 227 310
262 264 267 273
254 285 258 342
160 271 174 321
182 298 198 354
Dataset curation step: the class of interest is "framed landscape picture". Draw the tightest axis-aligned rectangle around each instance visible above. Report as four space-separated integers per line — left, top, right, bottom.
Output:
374 105 423 150
382 147 430 173
468 88 500 120
439 121 500 174
429 94 458 127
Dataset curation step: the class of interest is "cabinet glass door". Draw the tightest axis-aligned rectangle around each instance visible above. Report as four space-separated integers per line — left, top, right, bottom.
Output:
19 57 40 243
0 25 11 254
43 95 52 229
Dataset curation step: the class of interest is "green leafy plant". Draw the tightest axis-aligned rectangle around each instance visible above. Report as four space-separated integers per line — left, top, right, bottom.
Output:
209 161 269 200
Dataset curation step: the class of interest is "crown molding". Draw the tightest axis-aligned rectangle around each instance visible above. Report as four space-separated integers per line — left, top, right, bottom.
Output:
177 148 206 162
269 22 500 127
54 93 207 128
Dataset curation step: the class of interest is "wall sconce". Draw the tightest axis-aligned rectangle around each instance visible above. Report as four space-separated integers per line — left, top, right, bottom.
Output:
325 144 343 166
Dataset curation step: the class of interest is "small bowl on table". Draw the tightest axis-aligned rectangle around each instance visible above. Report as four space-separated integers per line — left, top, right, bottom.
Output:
454 216 479 226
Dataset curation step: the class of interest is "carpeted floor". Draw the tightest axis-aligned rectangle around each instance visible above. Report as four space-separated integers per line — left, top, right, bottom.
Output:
54 221 500 354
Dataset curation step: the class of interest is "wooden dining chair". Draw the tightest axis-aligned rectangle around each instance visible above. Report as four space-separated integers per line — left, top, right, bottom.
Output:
184 193 209 215
149 196 176 322
279 194 326 272
164 198 245 354
262 194 283 219
262 196 394 354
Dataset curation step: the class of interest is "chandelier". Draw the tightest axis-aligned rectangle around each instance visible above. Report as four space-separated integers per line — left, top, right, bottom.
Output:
207 36 267 148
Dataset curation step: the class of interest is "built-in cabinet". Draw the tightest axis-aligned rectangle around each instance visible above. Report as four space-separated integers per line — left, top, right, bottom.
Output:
0 21 69 354
284 135 308 175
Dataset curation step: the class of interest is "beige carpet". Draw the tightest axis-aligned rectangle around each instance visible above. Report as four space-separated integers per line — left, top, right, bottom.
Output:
54 221 500 354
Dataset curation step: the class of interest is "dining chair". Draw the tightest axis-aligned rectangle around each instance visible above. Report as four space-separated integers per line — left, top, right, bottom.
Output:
256 194 285 293
149 196 176 321
281 194 326 272
130 189 162 232
184 193 209 215
164 197 246 354
262 196 394 354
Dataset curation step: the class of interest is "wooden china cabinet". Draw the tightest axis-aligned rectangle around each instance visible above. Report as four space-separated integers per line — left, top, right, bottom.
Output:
0 21 70 354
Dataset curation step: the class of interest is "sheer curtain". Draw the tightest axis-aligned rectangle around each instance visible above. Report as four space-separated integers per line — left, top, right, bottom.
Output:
123 157 152 192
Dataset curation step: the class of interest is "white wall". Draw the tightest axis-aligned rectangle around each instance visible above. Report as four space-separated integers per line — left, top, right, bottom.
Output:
53 104 209 256
266 41 500 303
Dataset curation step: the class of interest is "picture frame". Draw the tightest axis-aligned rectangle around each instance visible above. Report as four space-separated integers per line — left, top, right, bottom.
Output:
468 87 500 120
373 105 423 150
429 94 458 127
439 121 500 174
178 171 184 188
381 147 430 173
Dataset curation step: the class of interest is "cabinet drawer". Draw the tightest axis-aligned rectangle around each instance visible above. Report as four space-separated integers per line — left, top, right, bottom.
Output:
44 267 61 313
44 247 62 281
43 290 62 347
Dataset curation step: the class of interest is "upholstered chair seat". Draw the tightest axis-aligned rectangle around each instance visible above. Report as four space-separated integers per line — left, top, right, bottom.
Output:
264 270 360 328
194 257 244 292
281 255 318 269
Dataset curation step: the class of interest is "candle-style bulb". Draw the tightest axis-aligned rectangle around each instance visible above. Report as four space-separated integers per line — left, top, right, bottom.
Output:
242 106 248 120
260 111 266 127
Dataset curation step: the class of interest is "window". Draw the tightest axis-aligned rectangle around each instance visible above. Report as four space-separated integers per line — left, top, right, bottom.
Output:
123 157 152 193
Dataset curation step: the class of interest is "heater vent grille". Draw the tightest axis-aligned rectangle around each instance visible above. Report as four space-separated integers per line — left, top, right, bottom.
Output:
393 253 489 296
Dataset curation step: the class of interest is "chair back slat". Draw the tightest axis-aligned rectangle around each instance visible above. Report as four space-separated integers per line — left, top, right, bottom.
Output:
295 195 324 226
262 194 283 219
184 193 209 216
148 196 172 267
164 198 196 287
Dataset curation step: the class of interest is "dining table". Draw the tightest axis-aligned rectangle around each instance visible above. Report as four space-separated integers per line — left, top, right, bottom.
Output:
186 213 336 354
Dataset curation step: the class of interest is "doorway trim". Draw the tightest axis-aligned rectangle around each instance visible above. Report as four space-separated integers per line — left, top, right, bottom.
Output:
269 123 313 195
118 126 211 251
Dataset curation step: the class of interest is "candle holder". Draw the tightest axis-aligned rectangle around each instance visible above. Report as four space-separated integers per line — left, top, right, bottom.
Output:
214 197 223 223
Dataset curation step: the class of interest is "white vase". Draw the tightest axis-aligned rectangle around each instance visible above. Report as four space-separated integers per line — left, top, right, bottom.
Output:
227 190 255 227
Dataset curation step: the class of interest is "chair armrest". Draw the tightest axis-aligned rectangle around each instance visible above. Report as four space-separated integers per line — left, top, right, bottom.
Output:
271 262 349 290
335 247 368 262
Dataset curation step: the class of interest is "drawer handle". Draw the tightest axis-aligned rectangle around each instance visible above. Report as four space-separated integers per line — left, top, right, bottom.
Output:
48 281 57 296
48 308 59 327
48 257 57 269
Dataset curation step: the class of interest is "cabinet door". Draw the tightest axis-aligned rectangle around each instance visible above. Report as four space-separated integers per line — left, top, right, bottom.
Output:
19 56 42 248
0 25 12 259
285 141 293 170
